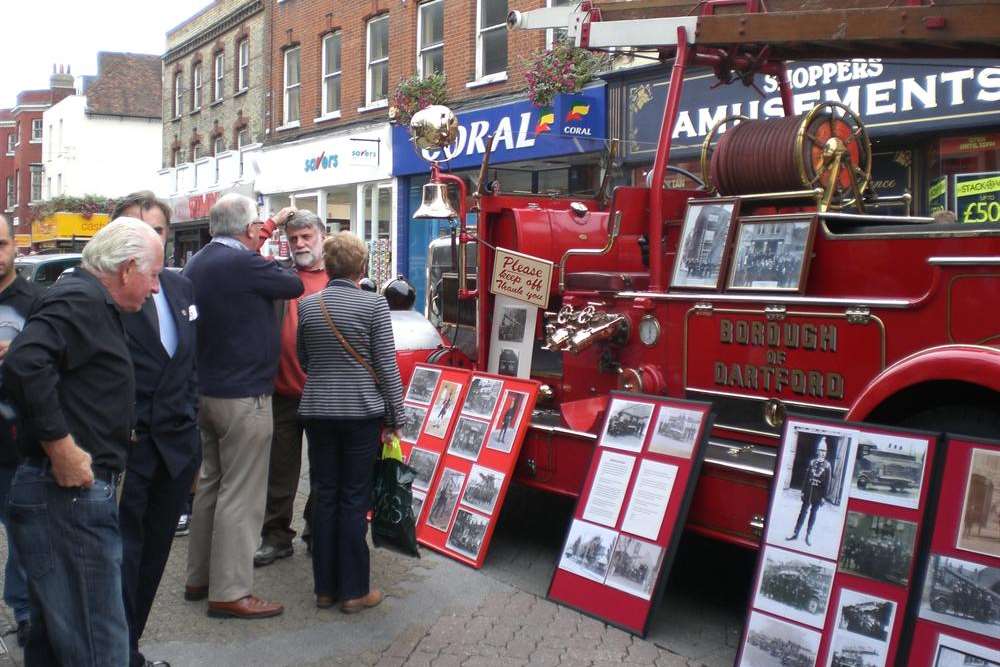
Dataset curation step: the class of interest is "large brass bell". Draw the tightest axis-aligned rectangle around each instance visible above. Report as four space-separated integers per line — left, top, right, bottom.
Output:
413 182 457 219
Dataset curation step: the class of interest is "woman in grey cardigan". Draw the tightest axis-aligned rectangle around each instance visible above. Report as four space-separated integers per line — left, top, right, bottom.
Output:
296 232 404 613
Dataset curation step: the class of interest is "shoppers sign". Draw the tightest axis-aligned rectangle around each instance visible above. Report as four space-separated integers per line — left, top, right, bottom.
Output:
954 171 1000 223
392 86 607 176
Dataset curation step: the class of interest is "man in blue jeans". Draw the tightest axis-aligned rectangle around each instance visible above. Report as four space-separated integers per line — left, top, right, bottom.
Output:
4 219 163 665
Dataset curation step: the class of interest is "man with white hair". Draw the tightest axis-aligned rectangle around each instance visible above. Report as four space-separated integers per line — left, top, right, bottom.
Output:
3 218 162 665
182 193 303 619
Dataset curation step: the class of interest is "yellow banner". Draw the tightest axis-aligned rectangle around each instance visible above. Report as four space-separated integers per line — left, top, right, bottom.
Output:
956 175 1000 198
14 234 31 248
31 212 110 243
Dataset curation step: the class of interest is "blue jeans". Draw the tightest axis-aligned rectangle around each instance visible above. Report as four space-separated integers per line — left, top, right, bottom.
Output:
305 418 382 600
0 464 30 624
8 463 129 667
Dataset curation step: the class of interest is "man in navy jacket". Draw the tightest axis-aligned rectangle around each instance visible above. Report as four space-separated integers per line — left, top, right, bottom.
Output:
182 193 303 619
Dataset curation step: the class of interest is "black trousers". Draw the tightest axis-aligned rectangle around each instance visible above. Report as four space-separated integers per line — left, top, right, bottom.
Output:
120 449 200 667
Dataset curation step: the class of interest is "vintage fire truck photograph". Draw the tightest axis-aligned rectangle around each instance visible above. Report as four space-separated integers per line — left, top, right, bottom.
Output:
604 534 665 600
600 398 655 451
754 545 835 627
850 432 928 508
446 508 490 559
648 406 703 458
446 416 490 461
920 555 1000 637
559 519 618 584
407 448 441 493
398 404 428 444
405 366 441 405
828 641 882 667
461 376 503 419
461 465 505 515
741 611 820 667
835 590 896 642
839 512 918 586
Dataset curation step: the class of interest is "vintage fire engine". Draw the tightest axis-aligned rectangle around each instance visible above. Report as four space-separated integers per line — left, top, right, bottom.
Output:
412 0 1000 547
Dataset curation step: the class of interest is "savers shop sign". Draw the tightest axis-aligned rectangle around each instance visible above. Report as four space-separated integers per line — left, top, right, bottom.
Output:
490 248 554 309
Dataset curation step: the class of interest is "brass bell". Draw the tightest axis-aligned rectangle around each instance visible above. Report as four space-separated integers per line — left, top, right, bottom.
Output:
412 182 457 219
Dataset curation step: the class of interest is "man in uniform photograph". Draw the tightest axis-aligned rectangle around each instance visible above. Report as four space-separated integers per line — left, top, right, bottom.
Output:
787 437 832 547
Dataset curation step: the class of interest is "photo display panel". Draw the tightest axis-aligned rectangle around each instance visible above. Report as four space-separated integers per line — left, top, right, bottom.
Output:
904 435 1000 666
547 392 714 636
411 367 539 568
736 417 940 667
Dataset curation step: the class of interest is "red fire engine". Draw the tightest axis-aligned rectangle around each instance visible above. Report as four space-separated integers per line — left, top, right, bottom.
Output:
413 0 1000 548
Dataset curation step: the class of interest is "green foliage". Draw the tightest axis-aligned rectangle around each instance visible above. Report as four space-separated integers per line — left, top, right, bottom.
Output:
29 194 121 222
525 38 611 108
390 72 448 126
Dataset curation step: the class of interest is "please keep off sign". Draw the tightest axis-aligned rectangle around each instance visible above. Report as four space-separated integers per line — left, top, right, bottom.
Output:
490 248 554 309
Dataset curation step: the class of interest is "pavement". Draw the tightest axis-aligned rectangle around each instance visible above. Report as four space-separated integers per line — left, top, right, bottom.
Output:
0 468 754 666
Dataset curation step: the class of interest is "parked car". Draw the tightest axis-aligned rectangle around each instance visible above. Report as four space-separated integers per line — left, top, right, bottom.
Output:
14 253 82 288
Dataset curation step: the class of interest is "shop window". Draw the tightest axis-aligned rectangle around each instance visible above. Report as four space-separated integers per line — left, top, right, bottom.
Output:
418 0 444 78
30 167 42 202
213 52 224 102
366 15 389 105
174 72 183 118
31 119 42 142
322 32 342 115
191 63 202 111
237 38 250 91
476 0 507 80
929 133 1000 221
283 46 301 125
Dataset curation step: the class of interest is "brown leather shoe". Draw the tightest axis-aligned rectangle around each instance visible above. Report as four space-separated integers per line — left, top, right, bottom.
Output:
184 585 208 601
340 589 383 614
207 595 284 619
316 595 336 609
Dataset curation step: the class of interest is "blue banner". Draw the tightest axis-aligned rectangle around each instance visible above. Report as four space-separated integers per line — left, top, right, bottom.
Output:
392 85 607 176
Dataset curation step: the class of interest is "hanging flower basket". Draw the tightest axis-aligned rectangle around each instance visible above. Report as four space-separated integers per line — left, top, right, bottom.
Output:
525 38 611 109
29 194 121 223
389 72 448 127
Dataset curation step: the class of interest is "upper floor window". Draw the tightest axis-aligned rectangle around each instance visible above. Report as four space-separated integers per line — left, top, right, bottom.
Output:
191 63 202 111
237 38 250 91
237 128 251 149
476 0 508 80
322 31 342 116
418 0 444 78
31 119 43 142
30 166 42 202
173 73 183 118
283 46 301 125
213 52 225 102
171 147 181 167
46 124 53 158
213 135 226 155
192 143 203 161
12 170 19 205
6 134 13 155
366 15 389 105
547 0 571 48
5 177 13 207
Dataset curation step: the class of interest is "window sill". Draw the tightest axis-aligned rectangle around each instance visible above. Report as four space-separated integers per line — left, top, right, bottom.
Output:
357 100 388 113
210 98 224 107
314 111 342 124
172 115 182 123
30 139 42 144
276 121 301 132
466 72 508 88
190 108 201 117
234 88 249 98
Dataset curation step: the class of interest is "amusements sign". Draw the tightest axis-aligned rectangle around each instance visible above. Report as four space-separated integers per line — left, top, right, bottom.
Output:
903 436 1000 665
547 392 714 636
489 248 554 309
736 417 939 667
398 364 538 568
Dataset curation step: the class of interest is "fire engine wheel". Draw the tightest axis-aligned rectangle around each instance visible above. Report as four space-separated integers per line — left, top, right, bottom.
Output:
795 102 872 212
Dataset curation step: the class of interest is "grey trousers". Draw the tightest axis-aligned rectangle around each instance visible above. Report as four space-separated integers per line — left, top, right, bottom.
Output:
186 394 273 602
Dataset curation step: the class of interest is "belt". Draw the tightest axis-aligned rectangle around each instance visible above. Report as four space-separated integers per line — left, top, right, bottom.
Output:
22 458 121 485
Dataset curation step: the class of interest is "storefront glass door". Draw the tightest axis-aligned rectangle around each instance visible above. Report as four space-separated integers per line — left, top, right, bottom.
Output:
358 181 394 286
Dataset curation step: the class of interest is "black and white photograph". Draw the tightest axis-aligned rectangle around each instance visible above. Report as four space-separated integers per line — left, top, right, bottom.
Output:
488 390 528 454
461 464 506 515
424 379 463 439
826 633 887 667
497 347 520 377
753 545 835 629
600 398 655 453
838 512 917 586
498 305 528 343
411 490 426 522
406 366 441 404
850 431 928 510
399 403 428 444
957 448 1000 559
671 200 738 289
446 508 490 560
648 405 704 459
933 634 1000 667
408 448 441 492
604 534 665 600
558 519 619 585
447 417 490 461
461 376 504 419
728 217 815 292
765 422 856 560
739 610 821 667
426 468 466 532
919 554 1000 637
832 589 897 643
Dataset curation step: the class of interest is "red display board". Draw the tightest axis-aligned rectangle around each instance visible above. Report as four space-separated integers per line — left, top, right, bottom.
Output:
903 435 1000 666
736 417 940 667
397 363 538 568
547 392 714 636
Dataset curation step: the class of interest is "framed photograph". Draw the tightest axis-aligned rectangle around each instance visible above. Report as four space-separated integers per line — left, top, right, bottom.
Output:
462 376 504 420
557 519 619 584
407 448 441 492
957 448 1000 558
670 198 740 290
488 390 528 454
461 464 506 515
487 295 537 379
399 403 428 444
739 610 821 667
838 511 917 586
423 380 463 439
411 490 426 522
752 544 835 629
849 431 929 510
826 631 889 667
498 305 529 343
764 421 856 560
832 589 897 644
933 633 1000 667
727 216 817 293
604 534 665 601
406 366 441 404
446 416 490 461
426 468 466 532
599 398 655 453
648 405 704 459
918 554 1000 637
446 508 490 559
497 348 520 377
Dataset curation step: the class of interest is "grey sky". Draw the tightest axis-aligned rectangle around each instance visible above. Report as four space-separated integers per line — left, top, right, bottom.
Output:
1 0 211 108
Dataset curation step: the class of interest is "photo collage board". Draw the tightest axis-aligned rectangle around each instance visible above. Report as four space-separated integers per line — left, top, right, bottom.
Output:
547 392 714 636
737 417 940 667
400 363 538 569
904 435 1000 666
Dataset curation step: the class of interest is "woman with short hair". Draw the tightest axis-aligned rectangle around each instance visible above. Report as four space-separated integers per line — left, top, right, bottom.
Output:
296 232 404 612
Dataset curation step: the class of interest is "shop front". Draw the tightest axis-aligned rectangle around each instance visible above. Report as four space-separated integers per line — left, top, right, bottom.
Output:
255 123 394 285
607 59 1000 217
392 84 608 313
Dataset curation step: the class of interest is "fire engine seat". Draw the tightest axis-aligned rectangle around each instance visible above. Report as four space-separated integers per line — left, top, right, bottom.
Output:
563 271 650 293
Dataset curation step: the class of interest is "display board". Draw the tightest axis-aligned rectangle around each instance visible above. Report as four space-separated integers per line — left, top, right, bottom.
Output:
903 435 1000 666
954 171 1000 223
736 417 940 667
547 392 714 636
398 363 538 568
